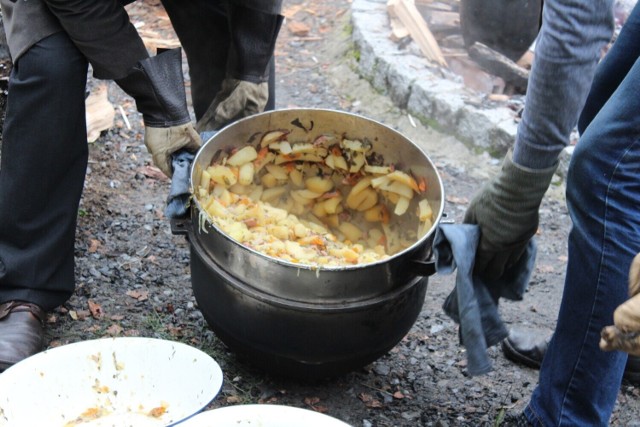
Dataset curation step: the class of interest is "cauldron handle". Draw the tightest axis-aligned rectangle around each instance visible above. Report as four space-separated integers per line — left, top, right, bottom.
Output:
170 217 191 238
408 258 436 276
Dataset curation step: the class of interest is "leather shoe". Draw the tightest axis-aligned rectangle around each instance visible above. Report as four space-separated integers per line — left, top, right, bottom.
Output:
501 328 549 369
0 301 45 372
502 328 640 384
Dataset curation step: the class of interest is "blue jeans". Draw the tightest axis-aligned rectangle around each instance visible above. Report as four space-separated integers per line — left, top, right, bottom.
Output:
525 4 640 425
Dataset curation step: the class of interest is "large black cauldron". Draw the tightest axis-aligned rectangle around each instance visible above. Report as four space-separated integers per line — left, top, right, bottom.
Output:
175 109 444 379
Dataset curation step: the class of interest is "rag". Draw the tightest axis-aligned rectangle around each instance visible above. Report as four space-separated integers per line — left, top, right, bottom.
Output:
164 150 195 219
164 131 217 219
433 223 536 376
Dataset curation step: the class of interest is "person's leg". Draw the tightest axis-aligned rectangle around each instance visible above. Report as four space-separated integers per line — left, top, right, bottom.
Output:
160 0 230 121
524 56 640 427
161 0 277 120
0 32 89 310
578 3 640 133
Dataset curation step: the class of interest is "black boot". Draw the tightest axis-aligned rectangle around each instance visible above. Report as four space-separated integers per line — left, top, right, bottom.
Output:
502 328 640 384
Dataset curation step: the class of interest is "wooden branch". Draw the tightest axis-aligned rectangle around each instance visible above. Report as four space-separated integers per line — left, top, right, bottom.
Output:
467 42 529 89
387 0 447 67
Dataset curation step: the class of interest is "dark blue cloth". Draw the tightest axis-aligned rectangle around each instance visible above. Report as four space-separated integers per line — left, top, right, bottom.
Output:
164 150 196 219
433 224 536 376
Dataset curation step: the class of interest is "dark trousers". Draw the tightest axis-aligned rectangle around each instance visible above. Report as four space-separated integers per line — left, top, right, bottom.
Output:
0 32 88 310
160 0 276 121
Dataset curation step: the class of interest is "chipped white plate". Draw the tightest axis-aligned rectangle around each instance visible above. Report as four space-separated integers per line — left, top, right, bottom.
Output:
0 337 223 427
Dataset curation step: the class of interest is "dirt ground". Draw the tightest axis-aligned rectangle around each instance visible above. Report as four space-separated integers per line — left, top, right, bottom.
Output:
1 0 638 426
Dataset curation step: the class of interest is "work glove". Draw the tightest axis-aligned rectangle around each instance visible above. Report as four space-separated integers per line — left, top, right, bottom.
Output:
196 79 268 132
600 253 640 356
463 150 557 280
196 4 283 132
115 48 201 177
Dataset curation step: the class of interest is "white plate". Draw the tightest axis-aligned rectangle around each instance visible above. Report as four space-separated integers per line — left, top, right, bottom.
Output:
0 337 223 427
180 404 352 427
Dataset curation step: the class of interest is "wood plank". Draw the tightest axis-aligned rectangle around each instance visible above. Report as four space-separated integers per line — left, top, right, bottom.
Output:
388 0 447 66
389 16 410 41
467 42 529 90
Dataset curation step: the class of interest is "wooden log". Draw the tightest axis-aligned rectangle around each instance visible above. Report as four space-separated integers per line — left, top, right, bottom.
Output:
467 42 529 89
387 0 447 67
85 84 115 143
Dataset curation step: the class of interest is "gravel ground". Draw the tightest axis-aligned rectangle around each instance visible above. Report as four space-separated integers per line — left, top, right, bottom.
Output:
1 0 638 426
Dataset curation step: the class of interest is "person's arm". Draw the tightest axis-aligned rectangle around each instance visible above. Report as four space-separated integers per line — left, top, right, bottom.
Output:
512 0 615 169
41 0 148 79
41 0 200 177
463 0 615 279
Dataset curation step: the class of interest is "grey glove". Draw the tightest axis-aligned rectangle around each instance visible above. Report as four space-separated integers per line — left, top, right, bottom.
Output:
463 150 557 280
116 48 201 177
196 79 268 132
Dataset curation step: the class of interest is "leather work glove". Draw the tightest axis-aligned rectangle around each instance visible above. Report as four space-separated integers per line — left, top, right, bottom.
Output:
196 79 268 132
196 4 283 132
463 150 558 280
600 253 640 356
115 48 201 177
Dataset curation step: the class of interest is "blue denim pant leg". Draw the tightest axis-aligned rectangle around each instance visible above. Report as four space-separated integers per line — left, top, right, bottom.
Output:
525 16 640 427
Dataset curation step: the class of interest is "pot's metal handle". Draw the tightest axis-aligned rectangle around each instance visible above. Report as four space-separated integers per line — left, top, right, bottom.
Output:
409 258 436 276
170 217 191 237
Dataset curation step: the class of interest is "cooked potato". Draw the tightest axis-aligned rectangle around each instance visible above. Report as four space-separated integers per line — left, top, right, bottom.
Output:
227 146 258 166
238 162 255 186
387 170 419 192
261 186 287 203
418 199 433 222
260 129 289 147
339 222 363 242
207 165 237 187
305 176 334 194
289 168 304 187
394 196 410 216
346 187 378 211
199 169 212 193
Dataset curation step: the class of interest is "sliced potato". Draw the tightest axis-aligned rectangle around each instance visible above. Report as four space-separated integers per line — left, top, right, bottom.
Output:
364 204 389 223
261 186 287 203
207 165 237 187
322 195 343 214
349 176 374 197
341 139 369 153
305 176 334 194
349 152 366 173
199 169 212 193
289 168 304 188
227 146 258 167
338 222 363 243
418 199 433 222
265 164 289 180
378 180 414 199
253 150 276 173
260 129 289 147
394 196 411 216
260 173 278 188
387 170 419 192
364 165 392 175
298 189 324 199
238 162 255 186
